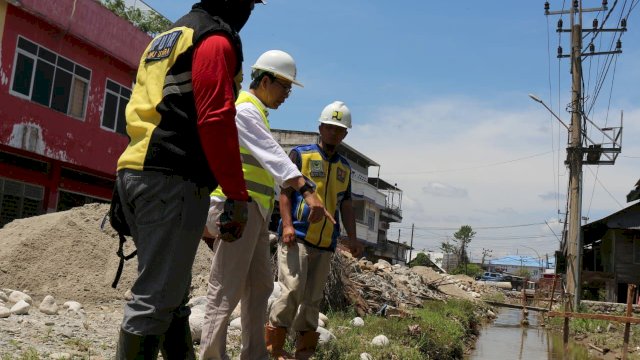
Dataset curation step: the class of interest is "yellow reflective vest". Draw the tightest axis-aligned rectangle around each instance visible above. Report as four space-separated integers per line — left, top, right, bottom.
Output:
117 9 243 191
211 91 275 211
284 144 352 249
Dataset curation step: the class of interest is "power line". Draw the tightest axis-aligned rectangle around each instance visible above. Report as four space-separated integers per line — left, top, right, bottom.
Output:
384 151 552 175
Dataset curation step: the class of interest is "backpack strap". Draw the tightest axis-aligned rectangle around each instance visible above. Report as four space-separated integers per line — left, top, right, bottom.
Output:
101 212 137 289
112 232 137 289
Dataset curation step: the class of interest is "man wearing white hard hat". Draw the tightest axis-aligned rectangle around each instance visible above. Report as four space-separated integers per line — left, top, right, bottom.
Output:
199 50 333 360
266 101 364 360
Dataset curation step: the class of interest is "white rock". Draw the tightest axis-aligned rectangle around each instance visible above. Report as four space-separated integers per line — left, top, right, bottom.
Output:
39 295 59 315
11 300 30 315
316 326 335 344
229 317 242 330
360 353 373 360
63 301 83 313
0 306 11 318
470 291 481 298
487 310 496 318
189 307 205 342
318 319 325 328
8 290 32 305
124 290 133 301
376 259 392 268
187 296 208 309
50 353 72 359
318 312 329 325
0 291 7 302
371 335 389 347
350 317 364 327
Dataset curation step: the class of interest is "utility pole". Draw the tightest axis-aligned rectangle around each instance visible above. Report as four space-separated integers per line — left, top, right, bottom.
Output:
542 0 626 310
566 2 584 310
408 224 414 264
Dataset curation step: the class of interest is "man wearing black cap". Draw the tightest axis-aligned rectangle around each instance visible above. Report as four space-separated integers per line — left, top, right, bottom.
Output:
114 1 264 358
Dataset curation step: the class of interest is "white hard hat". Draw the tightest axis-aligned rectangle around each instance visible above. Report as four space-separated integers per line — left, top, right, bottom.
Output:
318 101 351 129
251 50 303 87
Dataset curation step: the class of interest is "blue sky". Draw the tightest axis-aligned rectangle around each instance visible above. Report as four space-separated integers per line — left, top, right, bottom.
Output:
139 0 640 262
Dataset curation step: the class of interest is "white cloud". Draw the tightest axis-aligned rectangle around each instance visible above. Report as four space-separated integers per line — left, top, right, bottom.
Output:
421 182 468 198
347 97 640 259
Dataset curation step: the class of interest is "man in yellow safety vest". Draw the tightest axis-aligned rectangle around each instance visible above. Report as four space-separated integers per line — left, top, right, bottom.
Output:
198 50 332 360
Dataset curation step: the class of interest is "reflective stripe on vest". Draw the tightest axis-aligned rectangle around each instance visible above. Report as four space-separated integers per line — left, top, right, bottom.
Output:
211 91 275 211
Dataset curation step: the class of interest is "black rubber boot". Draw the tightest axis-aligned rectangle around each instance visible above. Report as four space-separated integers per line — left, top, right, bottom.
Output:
159 313 196 360
116 329 161 360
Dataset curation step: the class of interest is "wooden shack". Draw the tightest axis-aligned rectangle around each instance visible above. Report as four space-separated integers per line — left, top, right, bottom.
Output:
582 201 640 303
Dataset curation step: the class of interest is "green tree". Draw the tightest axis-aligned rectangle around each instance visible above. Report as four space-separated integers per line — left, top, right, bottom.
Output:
451 263 482 278
408 252 431 268
103 0 172 36
440 225 476 272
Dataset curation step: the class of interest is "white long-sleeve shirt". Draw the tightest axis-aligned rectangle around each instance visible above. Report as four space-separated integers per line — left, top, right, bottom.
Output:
213 92 302 219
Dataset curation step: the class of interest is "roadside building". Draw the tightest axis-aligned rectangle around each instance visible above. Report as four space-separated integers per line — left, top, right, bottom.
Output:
271 129 407 264
581 198 640 303
0 0 151 226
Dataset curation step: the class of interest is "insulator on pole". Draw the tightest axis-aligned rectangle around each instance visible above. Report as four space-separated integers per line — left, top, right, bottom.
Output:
592 18 598 29
621 18 627 29
545 1 550 11
558 18 563 29
573 0 579 9
589 43 595 52
558 46 563 56
616 39 622 50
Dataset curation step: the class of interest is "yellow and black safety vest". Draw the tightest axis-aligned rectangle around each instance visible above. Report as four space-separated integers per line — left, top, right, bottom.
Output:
211 91 275 211
285 144 352 249
117 9 243 192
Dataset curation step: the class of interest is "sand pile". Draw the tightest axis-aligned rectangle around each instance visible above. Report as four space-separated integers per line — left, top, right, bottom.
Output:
0 203 213 305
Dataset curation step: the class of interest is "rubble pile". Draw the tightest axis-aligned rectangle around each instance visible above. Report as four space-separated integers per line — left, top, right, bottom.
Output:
322 251 483 316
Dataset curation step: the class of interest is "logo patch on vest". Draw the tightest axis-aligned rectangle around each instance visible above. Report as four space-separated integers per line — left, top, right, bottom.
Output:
145 30 182 62
310 160 324 177
336 167 346 183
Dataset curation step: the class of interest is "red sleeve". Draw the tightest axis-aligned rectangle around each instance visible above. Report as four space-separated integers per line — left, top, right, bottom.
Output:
192 34 248 200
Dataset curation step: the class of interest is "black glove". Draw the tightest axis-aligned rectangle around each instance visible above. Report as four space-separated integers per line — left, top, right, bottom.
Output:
217 198 250 242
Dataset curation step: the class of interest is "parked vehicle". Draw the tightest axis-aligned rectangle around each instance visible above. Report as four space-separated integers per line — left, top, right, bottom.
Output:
480 272 504 281
501 274 525 290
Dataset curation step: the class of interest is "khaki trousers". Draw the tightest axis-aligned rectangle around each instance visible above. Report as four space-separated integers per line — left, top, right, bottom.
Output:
268 241 332 332
199 201 273 360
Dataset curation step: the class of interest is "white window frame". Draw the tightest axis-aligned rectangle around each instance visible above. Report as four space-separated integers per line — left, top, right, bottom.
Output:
100 78 131 134
9 35 91 121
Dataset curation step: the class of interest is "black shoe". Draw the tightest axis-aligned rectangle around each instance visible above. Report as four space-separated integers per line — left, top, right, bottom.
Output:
159 315 196 360
116 329 161 360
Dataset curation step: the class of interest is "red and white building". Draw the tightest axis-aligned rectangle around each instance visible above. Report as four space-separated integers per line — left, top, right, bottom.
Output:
0 0 150 226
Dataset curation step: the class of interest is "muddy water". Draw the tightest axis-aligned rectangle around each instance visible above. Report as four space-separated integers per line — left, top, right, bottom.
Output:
467 308 592 360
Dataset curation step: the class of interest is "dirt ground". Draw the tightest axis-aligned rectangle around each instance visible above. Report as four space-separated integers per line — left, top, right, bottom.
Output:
0 203 215 358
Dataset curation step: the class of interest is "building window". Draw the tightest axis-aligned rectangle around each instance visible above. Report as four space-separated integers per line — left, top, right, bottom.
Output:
353 199 365 223
366 209 376 231
56 190 106 212
10 36 90 119
101 79 131 135
0 178 44 227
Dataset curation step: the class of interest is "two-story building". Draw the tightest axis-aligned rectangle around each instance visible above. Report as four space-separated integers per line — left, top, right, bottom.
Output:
0 0 151 226
271 129 407 263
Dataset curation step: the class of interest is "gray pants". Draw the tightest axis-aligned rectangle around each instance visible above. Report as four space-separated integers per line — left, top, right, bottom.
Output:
117 169 209 335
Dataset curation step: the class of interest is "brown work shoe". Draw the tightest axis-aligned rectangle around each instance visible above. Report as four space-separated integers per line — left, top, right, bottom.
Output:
294 331 319 360
265 324 293 359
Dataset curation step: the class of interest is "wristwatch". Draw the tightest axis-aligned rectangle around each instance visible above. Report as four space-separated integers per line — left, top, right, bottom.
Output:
299 182 315 196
